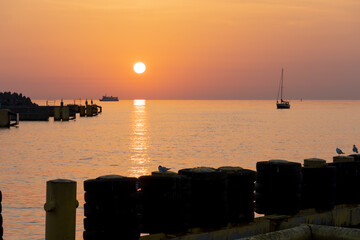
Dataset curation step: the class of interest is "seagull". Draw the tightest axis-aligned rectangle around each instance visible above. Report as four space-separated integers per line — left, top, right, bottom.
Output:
353 145 358 153
158 165 171 172
336 148 345 155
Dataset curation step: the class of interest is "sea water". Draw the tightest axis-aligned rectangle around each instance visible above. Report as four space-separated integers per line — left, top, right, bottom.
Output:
1 100 360 239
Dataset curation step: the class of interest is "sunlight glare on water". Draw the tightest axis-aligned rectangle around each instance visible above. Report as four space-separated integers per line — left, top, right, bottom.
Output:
130 99 150 177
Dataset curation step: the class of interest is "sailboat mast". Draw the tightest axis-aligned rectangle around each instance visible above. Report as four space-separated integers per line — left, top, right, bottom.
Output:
280 68 284 101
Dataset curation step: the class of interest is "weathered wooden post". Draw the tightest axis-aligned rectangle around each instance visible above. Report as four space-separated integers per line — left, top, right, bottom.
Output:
302 158 336 210
0 109 10 127
62 107 70 121
330 155 360 204
0 109 19 127
44 179 78 240
0 191 3 239
86 105 93 117
91 105 98 116
79 106 86 117
54 107 61 121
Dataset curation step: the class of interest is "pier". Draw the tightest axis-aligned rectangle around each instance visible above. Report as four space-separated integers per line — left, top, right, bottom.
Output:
18 155 359 239
0 154 359 239
0 92 102 127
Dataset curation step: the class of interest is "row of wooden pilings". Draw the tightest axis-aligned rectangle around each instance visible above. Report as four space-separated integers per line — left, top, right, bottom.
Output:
38 154 360 240
53 100 102 121
0 191 3 240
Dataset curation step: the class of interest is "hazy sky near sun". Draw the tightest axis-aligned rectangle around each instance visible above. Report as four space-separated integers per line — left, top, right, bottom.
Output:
0 0 359 99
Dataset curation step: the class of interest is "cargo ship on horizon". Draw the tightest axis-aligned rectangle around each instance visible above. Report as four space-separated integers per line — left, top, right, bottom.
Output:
99 95 119 101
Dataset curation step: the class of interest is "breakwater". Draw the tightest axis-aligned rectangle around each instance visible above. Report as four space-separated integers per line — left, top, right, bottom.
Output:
0 92 47 121
36 155 360 239
0 92 102 126
0 191 3 240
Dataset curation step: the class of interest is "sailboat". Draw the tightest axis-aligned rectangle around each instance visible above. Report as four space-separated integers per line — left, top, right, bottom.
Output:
276 68 290 109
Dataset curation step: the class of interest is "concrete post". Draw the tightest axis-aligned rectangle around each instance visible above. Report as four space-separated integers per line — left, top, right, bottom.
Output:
86 105 92 117
0 109 18 127
62 107 70 121
92 105 98 115
44 179 78 240
79 106 85 117
304 158 326 168
0 109 10 127
333 156 354 163
54 107 61 121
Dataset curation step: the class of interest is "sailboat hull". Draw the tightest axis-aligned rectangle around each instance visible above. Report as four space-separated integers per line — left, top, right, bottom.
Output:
277 103 290 109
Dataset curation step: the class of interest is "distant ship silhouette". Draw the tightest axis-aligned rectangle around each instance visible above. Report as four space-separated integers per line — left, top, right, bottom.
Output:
99 95 119 101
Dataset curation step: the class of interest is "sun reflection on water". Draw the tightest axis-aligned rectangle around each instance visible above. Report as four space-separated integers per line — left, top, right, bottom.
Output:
134 99 146 106
130 99 150 177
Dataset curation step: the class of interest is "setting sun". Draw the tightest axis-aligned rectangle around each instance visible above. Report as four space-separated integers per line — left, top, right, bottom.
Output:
134 62 146 74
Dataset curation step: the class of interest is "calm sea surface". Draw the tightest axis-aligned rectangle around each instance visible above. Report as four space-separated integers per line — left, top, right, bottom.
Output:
1 100 360 239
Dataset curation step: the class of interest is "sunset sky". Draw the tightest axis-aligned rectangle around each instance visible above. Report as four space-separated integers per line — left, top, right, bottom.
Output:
0 0 359 100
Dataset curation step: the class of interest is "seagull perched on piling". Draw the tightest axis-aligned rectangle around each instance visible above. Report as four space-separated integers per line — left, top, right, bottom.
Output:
158 165 171 172
336 148 345 155
353 145 358 153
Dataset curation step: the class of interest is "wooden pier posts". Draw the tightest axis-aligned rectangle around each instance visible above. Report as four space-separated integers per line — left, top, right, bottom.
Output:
54 101 70 121
0 191 3 239
83 175 140 240
301 158 336 210
255 160 303 215
44 179 78 240
79 106 86 117
0 109 19 127
85 104 101 117
329 155 360 204
36 158 360 240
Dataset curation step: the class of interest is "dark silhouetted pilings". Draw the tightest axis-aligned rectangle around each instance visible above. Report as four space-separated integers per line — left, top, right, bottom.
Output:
255 160 302 215
1 92 102 121
139 171 190 234
83 175 139 240
0 109 19 127
67 104 79 114
0 191 3 240
53 100 76 121
79 160 360 239
218 167 256 223
349 154 360 162
0 92 49 121
7 106 49 121
301 158 337 210
79 106 86 117
178 167 227 229
54 107 70 121
86 104 101 117
329 156 360 204
49 105 85 119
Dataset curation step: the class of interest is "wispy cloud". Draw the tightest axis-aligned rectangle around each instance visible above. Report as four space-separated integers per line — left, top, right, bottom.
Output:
42 0 181 12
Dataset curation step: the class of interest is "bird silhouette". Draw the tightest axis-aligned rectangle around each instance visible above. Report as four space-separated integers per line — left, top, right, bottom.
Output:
158 165 171 172
336 148 345 155
353 145 358 153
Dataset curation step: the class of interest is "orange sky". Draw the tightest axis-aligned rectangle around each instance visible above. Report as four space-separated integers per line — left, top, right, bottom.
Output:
0 0 359 99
